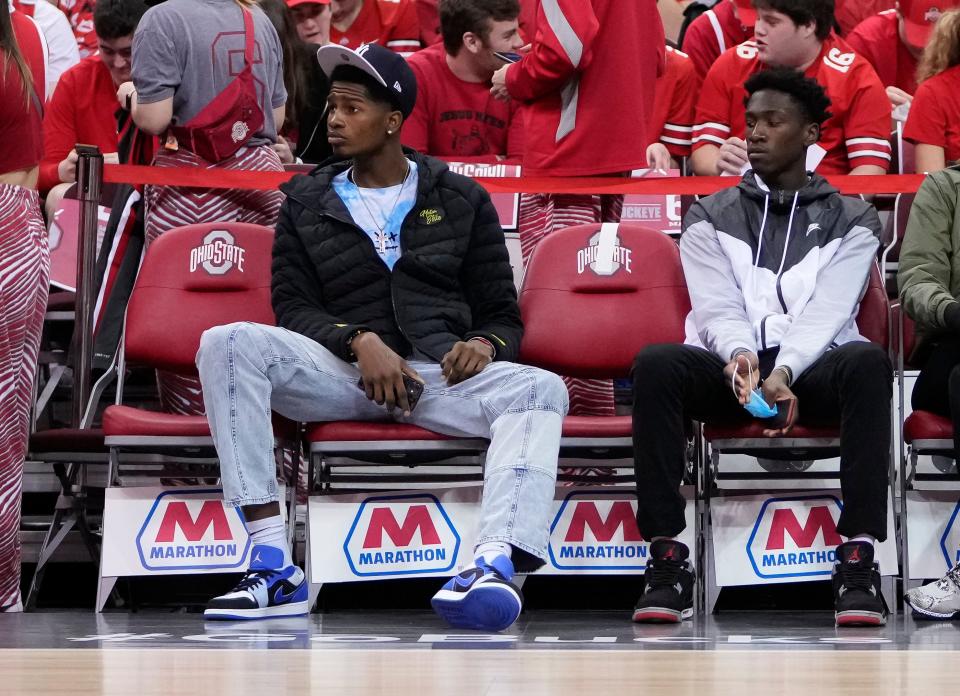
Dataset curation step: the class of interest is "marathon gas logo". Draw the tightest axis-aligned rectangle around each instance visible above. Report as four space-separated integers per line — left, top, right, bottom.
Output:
548 491 648 571
938 500 960 569
135 490 250 571
746 495 844 579
343 494 460 577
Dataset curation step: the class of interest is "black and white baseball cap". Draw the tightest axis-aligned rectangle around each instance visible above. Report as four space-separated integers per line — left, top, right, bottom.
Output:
317 43 417 118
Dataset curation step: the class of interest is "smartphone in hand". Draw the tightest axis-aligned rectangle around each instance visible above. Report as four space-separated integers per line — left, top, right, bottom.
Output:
766 398 797 431
357 374 425 412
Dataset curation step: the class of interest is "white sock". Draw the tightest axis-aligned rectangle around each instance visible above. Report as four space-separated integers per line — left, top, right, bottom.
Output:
474 541 512 565
850 535 875 547
246 515 292 568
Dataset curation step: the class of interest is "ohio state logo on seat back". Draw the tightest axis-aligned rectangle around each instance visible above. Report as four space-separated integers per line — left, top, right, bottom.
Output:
746 495 844 579
576 223 633 276
189 230 247 275
548 491 648 571
343 494 460 577
135 490 250 571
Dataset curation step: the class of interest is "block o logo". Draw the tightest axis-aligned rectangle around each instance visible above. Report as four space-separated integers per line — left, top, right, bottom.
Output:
746 494 843 579
189 230 246 275
548 491 648 571
136 489 250 571
343 494 460 577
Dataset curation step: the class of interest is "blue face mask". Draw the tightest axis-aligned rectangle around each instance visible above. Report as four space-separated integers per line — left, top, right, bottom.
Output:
744 388 779 419
732 356 779 419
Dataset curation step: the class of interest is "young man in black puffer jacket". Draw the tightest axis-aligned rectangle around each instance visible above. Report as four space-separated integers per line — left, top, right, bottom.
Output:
196 43 568 630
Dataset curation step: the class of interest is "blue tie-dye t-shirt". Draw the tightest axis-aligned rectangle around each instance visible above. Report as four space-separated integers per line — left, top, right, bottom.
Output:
332 160 418 270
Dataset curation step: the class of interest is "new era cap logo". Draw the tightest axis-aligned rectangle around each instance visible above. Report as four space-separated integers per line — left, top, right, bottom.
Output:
394 81 402 93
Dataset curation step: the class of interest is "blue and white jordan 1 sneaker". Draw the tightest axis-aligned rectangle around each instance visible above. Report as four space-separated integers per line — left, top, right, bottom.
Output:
431 555 523 631
204 545 308 620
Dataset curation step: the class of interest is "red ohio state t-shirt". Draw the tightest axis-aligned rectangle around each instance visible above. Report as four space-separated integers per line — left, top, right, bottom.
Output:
693 36 893 174
904 65 960 164
648 46 700 158
402 43 524 160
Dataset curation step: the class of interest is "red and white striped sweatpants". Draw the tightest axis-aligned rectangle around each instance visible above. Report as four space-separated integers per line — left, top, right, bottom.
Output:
518 193 623 417
144 145 285 415
0 186 50 608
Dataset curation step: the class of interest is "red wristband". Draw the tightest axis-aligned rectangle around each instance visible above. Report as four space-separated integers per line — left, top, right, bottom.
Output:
469 337 496 358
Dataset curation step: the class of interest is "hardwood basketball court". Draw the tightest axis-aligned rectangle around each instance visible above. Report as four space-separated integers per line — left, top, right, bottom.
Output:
3 611 959 695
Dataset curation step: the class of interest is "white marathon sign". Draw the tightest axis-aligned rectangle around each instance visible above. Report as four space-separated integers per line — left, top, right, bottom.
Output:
711 490 898 586
308 486 694 584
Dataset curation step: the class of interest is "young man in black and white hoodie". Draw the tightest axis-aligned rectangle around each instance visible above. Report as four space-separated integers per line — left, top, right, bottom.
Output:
630 68 892 627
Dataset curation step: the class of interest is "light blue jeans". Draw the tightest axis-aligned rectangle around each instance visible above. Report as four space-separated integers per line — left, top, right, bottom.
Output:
195 322 568 567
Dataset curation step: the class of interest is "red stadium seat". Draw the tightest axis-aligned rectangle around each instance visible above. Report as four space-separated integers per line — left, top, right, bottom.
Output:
701 263 893 613
305 222 690 490
519 222 689 470
101 222 299 493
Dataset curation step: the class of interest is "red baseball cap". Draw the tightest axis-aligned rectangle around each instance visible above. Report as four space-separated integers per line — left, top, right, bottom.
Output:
733 0 757 28
900 0 960 47
286 0 330 8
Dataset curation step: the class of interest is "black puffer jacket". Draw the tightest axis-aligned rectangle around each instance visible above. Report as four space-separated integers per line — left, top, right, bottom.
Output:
272 150 523 363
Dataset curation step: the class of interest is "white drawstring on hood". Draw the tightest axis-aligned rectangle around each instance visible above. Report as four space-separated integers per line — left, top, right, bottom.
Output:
747 182 800 300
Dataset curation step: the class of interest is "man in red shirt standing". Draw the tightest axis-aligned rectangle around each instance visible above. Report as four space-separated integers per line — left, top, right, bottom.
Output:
330 0 421 56
490 0 664 416
404 0 524 161
692 0 892 177
39 0 147 216
682 0 756 80
845 0 960 110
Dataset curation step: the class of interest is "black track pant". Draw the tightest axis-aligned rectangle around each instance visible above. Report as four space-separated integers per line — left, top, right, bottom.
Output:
631 342 892 541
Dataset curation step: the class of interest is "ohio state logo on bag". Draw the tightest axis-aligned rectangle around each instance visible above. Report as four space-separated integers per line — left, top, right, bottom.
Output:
231 121 250 143
190 230 247 275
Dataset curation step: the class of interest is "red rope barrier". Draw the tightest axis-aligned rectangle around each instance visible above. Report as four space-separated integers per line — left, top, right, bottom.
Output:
102 163 927 196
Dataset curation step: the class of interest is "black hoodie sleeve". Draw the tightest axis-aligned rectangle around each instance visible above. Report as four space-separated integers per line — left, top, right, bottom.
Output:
458 180 524 362
271 199 369 361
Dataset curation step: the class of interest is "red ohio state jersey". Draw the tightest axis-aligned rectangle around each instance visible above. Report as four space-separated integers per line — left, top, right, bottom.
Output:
649 46 700 158
693 36 893 174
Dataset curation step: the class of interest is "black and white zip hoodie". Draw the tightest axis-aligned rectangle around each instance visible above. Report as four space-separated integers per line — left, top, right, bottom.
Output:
679 171 881 380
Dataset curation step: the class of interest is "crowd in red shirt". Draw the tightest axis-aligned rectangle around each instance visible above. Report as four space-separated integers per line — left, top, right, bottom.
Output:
14 0 960 215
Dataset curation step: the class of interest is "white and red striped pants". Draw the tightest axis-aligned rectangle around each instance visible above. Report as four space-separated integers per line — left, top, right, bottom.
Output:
0 185 50 608
144 145 285 416
518 193 623 417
